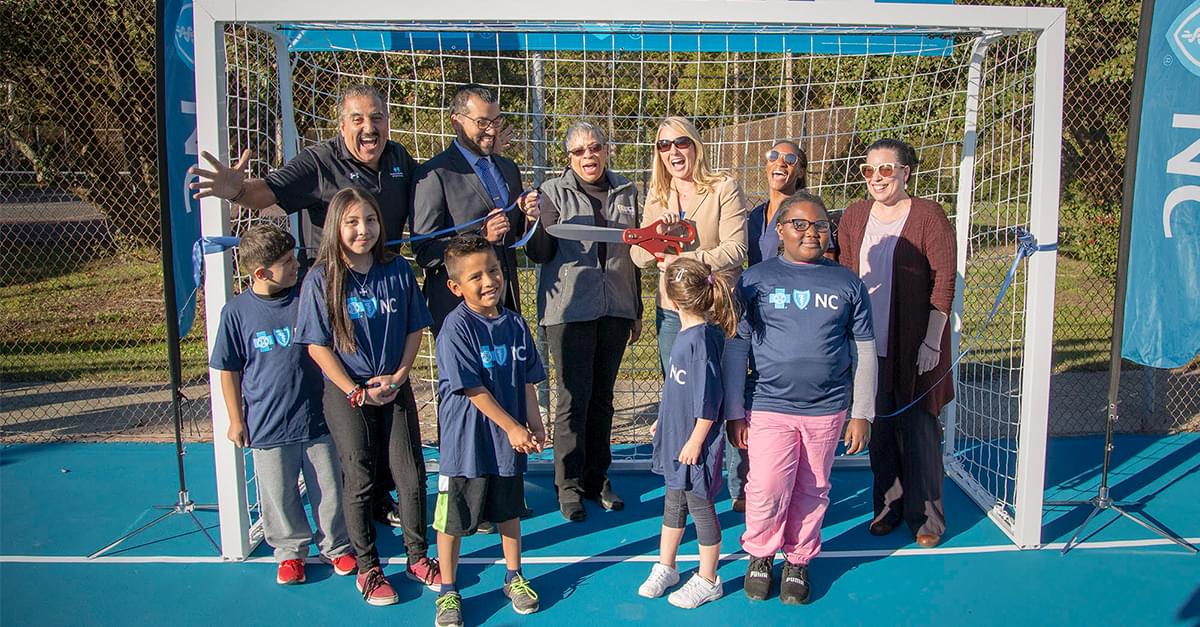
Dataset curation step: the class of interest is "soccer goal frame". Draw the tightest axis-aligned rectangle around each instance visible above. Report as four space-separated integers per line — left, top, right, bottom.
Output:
192 0 1064 558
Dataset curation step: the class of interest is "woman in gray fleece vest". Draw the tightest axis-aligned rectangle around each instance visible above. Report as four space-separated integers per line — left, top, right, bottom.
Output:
525 121 643 522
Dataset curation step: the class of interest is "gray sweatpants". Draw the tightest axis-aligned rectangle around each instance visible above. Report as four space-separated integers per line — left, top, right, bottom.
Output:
251 435 352 562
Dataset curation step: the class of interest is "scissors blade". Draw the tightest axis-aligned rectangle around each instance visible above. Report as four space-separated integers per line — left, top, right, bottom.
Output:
545 223 628 244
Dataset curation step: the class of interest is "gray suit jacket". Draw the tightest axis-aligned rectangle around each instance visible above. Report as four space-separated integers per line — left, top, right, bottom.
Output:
412 143 526 333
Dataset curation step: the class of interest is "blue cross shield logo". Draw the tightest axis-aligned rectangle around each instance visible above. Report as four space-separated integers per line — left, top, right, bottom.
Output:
480 347 494 369
492 344 509 367
391 166 404 178
794 290 811 310
1168 1 1200 78
360 296 378 319
769 288 791 309
273 327 292 347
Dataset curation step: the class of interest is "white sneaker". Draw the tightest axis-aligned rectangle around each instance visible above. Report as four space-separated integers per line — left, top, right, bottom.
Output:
667 573 723 609
637 563 680 598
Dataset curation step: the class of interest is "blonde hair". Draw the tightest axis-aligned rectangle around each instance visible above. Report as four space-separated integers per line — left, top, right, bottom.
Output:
647 116 730 207
664 258 740 338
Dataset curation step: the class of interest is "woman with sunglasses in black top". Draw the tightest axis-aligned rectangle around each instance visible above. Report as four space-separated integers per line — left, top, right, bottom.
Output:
630 116 749 386
835 138 957 549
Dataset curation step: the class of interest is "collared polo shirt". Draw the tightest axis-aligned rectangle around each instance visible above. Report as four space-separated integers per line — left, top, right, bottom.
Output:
265 136 418 248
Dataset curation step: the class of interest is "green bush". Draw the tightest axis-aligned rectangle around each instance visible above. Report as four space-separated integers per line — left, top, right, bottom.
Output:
1058 182 1121 281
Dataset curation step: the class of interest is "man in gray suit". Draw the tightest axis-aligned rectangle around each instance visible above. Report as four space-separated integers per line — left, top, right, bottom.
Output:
413 84 539 334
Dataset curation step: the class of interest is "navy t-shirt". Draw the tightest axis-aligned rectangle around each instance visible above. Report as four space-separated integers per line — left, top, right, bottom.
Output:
436 303 547 478
294 257 432 381
651 323 726 499
209 287 327 449
736 256 874 415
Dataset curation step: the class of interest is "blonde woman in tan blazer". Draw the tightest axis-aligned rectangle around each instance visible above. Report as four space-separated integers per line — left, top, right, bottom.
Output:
630 116 749 375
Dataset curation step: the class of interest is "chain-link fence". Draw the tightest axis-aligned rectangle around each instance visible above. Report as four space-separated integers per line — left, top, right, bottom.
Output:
1 1 1196 445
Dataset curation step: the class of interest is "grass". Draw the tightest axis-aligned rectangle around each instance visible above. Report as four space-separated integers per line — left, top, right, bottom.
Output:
1 245 1117 385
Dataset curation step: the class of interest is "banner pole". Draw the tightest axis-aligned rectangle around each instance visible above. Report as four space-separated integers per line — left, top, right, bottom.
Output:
1043 0 1196 555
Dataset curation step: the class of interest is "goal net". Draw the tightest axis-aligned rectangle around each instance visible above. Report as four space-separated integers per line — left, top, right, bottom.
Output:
194 1 1064 556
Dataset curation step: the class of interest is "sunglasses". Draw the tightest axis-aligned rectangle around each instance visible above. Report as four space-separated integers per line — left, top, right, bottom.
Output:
568 142 605 157
782 218 832 233
766 150 802 166
859 162 907 179
655 136 695 152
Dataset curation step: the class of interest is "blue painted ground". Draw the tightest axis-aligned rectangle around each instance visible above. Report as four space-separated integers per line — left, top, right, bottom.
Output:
2 435 1198 626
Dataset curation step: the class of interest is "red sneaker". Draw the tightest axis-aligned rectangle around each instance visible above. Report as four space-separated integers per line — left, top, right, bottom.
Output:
321 552 358 576
356 567 399 606
406 556 443 591
276 559 305 585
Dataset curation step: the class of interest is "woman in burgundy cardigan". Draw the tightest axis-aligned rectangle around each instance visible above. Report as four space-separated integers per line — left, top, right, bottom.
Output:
837 138 956 548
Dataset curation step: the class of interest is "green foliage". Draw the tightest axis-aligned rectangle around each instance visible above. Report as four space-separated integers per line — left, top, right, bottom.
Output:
1058 180 1122 281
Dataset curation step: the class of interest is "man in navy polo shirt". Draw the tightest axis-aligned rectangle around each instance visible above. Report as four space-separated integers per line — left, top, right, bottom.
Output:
189 84 417 255
190 84 417 529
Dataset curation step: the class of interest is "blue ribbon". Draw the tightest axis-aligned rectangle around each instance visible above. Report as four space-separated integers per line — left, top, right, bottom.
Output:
193 195 533 276
877 227 1056 419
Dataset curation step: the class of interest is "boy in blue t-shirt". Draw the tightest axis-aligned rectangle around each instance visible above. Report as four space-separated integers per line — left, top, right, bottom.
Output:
431 235 547 627
210 224 355 585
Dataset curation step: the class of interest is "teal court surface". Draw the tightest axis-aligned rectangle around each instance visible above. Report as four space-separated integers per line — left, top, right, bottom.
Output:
2 435 1198 626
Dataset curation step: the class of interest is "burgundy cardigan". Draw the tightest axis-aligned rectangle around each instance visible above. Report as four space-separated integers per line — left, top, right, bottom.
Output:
838 197 957 416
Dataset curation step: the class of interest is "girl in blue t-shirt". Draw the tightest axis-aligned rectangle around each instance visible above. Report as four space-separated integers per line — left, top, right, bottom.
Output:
295 187 438 607
639 258 738 609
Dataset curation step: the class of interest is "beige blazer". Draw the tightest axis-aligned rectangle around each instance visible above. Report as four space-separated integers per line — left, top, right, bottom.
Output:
631 175 749 310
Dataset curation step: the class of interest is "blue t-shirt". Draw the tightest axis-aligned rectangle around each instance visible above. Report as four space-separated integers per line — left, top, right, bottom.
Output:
436 303 547 478
651 323 726 499
209 287 327 449
736 256 874 415
746 201 781 267
294 257 432 381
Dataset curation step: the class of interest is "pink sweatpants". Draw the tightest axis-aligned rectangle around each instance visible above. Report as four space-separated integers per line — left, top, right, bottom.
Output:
740 409 847 566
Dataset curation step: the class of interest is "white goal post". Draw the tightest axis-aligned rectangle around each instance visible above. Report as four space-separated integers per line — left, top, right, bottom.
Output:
191 0 1064 558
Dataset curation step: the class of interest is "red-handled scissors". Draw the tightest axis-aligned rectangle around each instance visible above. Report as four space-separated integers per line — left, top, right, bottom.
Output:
544 219 697 260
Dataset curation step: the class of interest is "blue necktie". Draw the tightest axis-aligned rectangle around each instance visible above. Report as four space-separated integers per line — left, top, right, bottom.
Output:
475 158 508 208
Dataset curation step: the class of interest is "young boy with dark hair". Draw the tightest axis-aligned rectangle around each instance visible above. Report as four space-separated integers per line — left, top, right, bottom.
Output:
210 224 355 585
431 235 547 627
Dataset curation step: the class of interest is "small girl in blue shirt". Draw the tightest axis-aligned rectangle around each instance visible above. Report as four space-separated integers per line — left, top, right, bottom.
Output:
639 258 739 609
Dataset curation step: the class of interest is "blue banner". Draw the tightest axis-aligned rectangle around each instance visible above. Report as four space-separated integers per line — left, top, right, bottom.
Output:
1123 0 1200 368
163 1 200 337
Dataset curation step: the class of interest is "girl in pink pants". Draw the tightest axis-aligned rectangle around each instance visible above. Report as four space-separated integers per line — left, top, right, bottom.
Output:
724 191 877 605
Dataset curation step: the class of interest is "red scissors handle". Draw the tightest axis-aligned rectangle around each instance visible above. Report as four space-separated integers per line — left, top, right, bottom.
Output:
623 220 697 259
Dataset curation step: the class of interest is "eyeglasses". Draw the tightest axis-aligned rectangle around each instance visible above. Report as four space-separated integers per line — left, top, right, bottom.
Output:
782 218 832 233
766 150 802 166
568 142 605 157
655 136 695 152
859 162 907 179
456 112 506 131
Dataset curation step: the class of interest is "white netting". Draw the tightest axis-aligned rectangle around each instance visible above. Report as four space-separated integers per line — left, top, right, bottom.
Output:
214 19 1050 546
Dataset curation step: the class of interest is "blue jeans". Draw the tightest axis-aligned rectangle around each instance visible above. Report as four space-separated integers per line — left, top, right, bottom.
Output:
655 307 681 376
725 441 749 500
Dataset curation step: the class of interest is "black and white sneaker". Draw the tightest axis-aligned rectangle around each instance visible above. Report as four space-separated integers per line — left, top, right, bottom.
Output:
779 562 811 605
744 556 773 600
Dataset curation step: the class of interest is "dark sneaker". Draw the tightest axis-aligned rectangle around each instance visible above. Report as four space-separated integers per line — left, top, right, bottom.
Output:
476 520 496 534
503 574 540 615
779 562 811 605
560 500 586 522
589 484 624 511
434 591 464 627
744 556 773 600
375 509 403 528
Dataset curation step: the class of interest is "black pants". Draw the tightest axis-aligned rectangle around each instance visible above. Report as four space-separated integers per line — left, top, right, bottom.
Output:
869 404 946 536
545 316 633 501
323 381 428 571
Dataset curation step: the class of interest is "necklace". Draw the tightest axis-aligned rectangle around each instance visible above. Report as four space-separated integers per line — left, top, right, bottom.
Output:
349 266 371 296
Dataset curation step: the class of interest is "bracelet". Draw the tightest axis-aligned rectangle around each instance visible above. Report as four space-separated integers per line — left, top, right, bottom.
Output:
922 341 940 352
345 384 366 408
